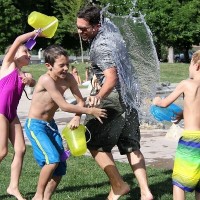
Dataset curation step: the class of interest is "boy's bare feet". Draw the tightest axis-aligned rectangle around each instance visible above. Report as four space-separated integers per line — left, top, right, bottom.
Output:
31 193 44 200
7 187 26 200
107 182 130 200
141 191 154 200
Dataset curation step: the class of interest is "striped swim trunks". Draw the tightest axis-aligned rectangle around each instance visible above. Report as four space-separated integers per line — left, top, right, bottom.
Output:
172 130 200 192
25 118 66 176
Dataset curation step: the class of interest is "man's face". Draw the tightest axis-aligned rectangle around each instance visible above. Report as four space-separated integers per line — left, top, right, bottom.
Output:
76 18 99 41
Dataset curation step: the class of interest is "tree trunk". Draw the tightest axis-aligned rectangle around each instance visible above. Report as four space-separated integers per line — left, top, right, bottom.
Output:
168 47 174 63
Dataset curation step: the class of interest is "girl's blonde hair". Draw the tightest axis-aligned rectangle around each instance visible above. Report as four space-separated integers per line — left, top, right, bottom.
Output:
192 50 200 65
4 44 25 54
4 45 12 54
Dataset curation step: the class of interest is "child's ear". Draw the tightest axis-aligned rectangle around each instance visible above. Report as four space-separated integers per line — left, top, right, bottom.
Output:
196 61 200 71
45 63 53 71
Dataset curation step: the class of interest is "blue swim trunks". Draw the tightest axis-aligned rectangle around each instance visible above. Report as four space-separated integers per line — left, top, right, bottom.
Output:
25 118 66 176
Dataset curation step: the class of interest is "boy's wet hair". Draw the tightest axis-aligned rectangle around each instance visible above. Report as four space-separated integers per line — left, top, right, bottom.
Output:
43 44 68 66
192 50 200 65
77 5 103 25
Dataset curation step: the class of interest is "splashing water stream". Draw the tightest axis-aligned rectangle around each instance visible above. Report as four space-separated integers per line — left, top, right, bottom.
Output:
99 4 160 124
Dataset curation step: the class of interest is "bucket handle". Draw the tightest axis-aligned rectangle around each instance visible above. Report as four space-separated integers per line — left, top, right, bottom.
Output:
41 19 58 31
85 126 91 143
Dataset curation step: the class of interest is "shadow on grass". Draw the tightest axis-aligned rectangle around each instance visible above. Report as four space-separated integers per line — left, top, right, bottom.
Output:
55 181 110 200
0 145 173 200
50 168 172 200
0 169 172 200
124 168 173 200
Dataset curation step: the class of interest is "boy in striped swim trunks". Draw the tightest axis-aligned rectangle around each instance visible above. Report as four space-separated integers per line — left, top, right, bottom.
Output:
153 50 200 200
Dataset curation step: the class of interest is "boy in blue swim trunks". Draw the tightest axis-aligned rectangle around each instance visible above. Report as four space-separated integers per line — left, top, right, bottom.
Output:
25 45 107 200
153 50 200 200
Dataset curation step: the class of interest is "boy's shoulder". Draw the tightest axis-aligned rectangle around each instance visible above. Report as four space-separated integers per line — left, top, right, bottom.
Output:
179 79 200 92
66 72 78 83
178 79 192 86
37 73 49 82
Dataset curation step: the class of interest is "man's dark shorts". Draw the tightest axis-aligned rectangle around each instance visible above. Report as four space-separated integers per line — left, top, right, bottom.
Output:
84 91 141 155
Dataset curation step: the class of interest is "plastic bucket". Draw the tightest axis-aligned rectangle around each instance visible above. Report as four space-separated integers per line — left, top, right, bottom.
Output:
62 125 88 156
28 11 58 38
150 103 183 122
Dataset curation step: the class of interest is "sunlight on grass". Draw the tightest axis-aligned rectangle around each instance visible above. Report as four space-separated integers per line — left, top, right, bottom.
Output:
160 63 189 83
24 62 189 84
0 144 194 199
7 62 193 199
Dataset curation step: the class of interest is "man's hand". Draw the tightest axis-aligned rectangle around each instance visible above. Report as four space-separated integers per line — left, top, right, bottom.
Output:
87 95 101 107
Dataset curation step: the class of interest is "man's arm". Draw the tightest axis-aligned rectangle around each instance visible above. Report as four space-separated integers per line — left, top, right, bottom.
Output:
88 67 118 107
96 67 118 99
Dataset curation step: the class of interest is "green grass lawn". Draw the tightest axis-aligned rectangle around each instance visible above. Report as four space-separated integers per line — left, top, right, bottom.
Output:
23 62 89 83
160 63 189 83
23 62 190 83
0 145 194 200
0 62 194 199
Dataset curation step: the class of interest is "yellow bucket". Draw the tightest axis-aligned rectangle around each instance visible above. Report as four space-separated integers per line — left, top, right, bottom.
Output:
28 11 58 38
62 125 88 156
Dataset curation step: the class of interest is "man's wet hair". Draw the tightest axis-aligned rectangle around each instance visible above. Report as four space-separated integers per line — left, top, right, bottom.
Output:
77 5 103 25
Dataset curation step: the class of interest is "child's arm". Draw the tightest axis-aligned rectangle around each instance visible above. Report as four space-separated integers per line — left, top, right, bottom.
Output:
2 31 41 68
42 75 107 123
153 80 186 107
68 75 85 129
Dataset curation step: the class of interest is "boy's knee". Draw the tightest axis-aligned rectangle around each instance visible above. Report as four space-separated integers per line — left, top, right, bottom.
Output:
49 163 59 169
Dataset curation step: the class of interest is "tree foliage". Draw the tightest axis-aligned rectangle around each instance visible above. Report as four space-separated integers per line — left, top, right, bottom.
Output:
137 0 200 61
0 0 87 54
0 0 23 53
0 0 199 59
92 0 200 61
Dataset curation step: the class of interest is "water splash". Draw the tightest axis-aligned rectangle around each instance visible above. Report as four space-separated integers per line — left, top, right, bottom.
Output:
100 5 160 123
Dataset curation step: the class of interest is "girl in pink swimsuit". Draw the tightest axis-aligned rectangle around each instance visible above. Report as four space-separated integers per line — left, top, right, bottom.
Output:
0 31 42 200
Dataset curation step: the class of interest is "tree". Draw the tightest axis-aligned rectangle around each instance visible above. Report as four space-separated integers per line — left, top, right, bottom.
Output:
90 0 200 62
52 0 86 54
168 0 200 61
0 0 23 53
137 0 200 62
0 0 87 54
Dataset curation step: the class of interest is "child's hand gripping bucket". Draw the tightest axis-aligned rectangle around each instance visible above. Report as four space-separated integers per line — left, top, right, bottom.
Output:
28 11 58 38
25 29 42 50
62 125 91 156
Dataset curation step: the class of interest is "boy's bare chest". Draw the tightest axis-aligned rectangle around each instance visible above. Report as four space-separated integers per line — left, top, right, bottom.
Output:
55 80 70 95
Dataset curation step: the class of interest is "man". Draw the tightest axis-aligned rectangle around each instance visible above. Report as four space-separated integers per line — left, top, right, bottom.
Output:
77 5 153 200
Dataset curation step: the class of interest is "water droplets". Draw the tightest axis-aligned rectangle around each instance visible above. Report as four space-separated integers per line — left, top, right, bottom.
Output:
99 6 159 125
